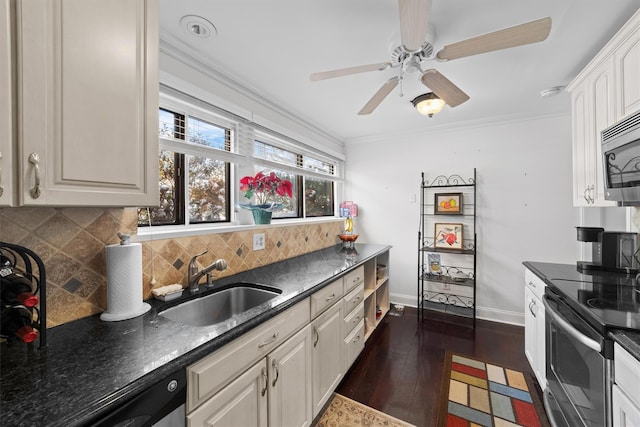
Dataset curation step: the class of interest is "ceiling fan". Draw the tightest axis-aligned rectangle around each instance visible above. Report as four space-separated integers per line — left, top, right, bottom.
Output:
309 0 552 115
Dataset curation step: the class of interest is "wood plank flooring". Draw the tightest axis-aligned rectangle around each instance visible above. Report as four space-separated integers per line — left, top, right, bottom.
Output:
337 307 544 427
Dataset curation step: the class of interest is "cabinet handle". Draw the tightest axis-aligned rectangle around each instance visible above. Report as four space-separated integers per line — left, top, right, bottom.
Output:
353 334 361 343
353 296 361 304
28 153 41 199
271 359 279 387
529 300 536 317
258 332 279 348
583 187 590 203
588 185 595 204
325 293 336 302
261 367 268 396
353 316 361 324
528 280 535 289
313 327 319 347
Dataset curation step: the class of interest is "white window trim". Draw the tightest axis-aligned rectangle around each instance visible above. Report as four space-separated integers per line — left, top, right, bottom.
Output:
140 85 345 240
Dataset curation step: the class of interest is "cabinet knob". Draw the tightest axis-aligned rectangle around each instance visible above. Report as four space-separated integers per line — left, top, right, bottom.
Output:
28 153 41 199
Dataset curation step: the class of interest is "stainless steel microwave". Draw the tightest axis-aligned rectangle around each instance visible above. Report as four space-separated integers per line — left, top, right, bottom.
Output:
602 110 640 206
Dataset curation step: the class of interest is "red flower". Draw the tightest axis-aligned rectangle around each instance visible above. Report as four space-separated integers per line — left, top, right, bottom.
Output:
240 171 293 204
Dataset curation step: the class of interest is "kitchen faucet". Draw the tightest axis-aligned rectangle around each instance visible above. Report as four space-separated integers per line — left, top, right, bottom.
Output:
188 250 228 293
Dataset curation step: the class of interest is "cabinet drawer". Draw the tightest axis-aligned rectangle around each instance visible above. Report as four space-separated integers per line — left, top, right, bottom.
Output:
524 268 546 301
344 302 364 337
615 342 640 408
187 298 310 412
343 284 364 317
311 278 344 319
344 266 364 293
345 320 365 370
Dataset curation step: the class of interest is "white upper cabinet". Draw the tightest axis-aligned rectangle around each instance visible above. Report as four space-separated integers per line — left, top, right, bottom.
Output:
0 0 14 207
568 9 640 207
13 0 158 206
616 25 640 120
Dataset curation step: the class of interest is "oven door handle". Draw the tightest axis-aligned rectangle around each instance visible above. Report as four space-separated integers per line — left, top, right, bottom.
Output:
542 295 602 352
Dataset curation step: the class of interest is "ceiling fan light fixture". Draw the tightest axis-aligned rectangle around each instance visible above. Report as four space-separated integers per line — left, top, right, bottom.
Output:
411 93 445 117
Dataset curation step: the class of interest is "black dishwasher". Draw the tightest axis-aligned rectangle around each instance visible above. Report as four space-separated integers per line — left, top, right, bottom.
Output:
89 368 186 427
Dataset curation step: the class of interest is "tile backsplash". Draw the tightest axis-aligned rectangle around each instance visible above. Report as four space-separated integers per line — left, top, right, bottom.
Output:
0 207 342 327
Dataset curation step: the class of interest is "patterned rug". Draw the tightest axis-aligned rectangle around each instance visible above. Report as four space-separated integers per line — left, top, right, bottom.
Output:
314 393 416 427
438 352 549 427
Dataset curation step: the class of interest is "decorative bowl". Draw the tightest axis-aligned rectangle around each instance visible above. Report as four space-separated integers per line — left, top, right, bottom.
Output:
339 234 358 243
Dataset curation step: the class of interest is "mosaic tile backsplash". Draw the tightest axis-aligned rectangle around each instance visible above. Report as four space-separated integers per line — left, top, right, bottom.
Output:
0 207 342 327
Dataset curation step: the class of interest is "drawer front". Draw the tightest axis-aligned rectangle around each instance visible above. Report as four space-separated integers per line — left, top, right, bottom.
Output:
615 342 640 408
311 278 344 319
344 301 364 337
344 266 365 293
345 320 365 370
343 284 364 316
524 268 546 301
187 298 310 412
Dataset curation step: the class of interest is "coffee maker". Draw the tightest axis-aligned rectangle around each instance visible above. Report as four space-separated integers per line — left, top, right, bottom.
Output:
577 227 640 274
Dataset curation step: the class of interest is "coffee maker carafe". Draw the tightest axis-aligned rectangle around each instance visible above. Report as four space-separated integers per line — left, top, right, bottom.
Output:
576 227 639 274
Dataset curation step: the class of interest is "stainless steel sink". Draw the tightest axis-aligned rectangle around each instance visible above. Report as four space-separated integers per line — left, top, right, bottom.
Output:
159 284 282 327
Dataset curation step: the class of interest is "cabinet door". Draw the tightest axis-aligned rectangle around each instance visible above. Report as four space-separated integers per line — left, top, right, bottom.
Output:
311 301 343 417
524 286 537 373
590 61 617 206
616 26 640 120
572 85 592 207
613 385 640 427
268 324 312 427
187 359 268 427
16 0 158 206
0 0 13 206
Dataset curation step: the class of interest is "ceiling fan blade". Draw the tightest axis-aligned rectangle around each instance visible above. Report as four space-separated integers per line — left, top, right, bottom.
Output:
358 77 399 115
436 17 552 61
310 62 391 81
398 0 432 52
421 69 469 107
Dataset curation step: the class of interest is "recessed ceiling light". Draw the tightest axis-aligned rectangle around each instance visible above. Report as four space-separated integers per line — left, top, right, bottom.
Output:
180 15 217 39
540 86 565 98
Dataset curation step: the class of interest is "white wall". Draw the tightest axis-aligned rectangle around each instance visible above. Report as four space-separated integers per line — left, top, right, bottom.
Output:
345 114 580 325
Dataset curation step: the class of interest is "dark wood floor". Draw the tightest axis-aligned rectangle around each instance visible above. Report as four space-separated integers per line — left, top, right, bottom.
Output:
337 307 544 427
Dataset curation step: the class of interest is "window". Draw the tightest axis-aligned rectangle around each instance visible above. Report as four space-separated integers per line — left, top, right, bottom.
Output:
139 87 343 230
138 108 231 226
253 140 336 219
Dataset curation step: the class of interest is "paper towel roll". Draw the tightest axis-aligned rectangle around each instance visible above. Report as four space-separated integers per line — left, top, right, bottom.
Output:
101 240 150 321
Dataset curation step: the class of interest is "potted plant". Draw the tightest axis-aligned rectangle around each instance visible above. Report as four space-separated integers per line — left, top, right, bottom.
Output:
239 171 293 224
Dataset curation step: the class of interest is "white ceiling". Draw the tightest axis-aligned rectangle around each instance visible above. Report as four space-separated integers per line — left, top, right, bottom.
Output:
159 0 640 143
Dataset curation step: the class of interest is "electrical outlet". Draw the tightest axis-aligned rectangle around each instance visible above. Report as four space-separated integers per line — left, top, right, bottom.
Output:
253 233 265 251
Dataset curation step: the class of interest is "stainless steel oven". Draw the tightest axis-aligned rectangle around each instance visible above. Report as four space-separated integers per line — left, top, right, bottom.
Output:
543 288 613 427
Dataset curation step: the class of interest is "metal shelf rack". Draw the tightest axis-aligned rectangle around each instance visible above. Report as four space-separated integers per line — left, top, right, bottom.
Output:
417 169 477 327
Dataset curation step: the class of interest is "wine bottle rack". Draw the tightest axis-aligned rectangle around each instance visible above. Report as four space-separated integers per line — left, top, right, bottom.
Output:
0 242 47 348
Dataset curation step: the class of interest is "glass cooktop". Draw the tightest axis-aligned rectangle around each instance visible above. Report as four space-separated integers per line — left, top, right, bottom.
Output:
548 274 640 334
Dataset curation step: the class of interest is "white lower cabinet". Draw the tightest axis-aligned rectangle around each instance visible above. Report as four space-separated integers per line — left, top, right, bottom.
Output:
613 343 640 427
311 300 344 417
524 268 546 390
268 324 313 427
187 360 268 427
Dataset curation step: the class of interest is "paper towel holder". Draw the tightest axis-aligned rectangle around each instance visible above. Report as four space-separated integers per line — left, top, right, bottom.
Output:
100 233 151 322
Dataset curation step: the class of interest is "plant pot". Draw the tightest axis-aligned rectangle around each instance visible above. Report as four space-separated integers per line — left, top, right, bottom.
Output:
252 209 272 225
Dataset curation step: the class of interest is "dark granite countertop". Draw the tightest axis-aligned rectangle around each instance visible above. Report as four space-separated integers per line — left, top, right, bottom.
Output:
523 261 640 362
1 243 391 427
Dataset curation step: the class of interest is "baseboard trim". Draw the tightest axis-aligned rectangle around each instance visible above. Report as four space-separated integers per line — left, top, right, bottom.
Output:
390 293 524 326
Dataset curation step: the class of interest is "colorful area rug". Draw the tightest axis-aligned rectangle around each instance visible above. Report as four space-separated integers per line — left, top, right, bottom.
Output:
438 352 549 427
314 393 416 427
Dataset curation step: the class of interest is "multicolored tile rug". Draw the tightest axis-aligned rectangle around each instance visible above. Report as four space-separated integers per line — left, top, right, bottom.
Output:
438 352 549 427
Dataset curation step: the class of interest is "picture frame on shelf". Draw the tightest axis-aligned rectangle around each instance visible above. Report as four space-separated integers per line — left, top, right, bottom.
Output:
428 253 441 276
434 223 463 250
434 193 463 215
